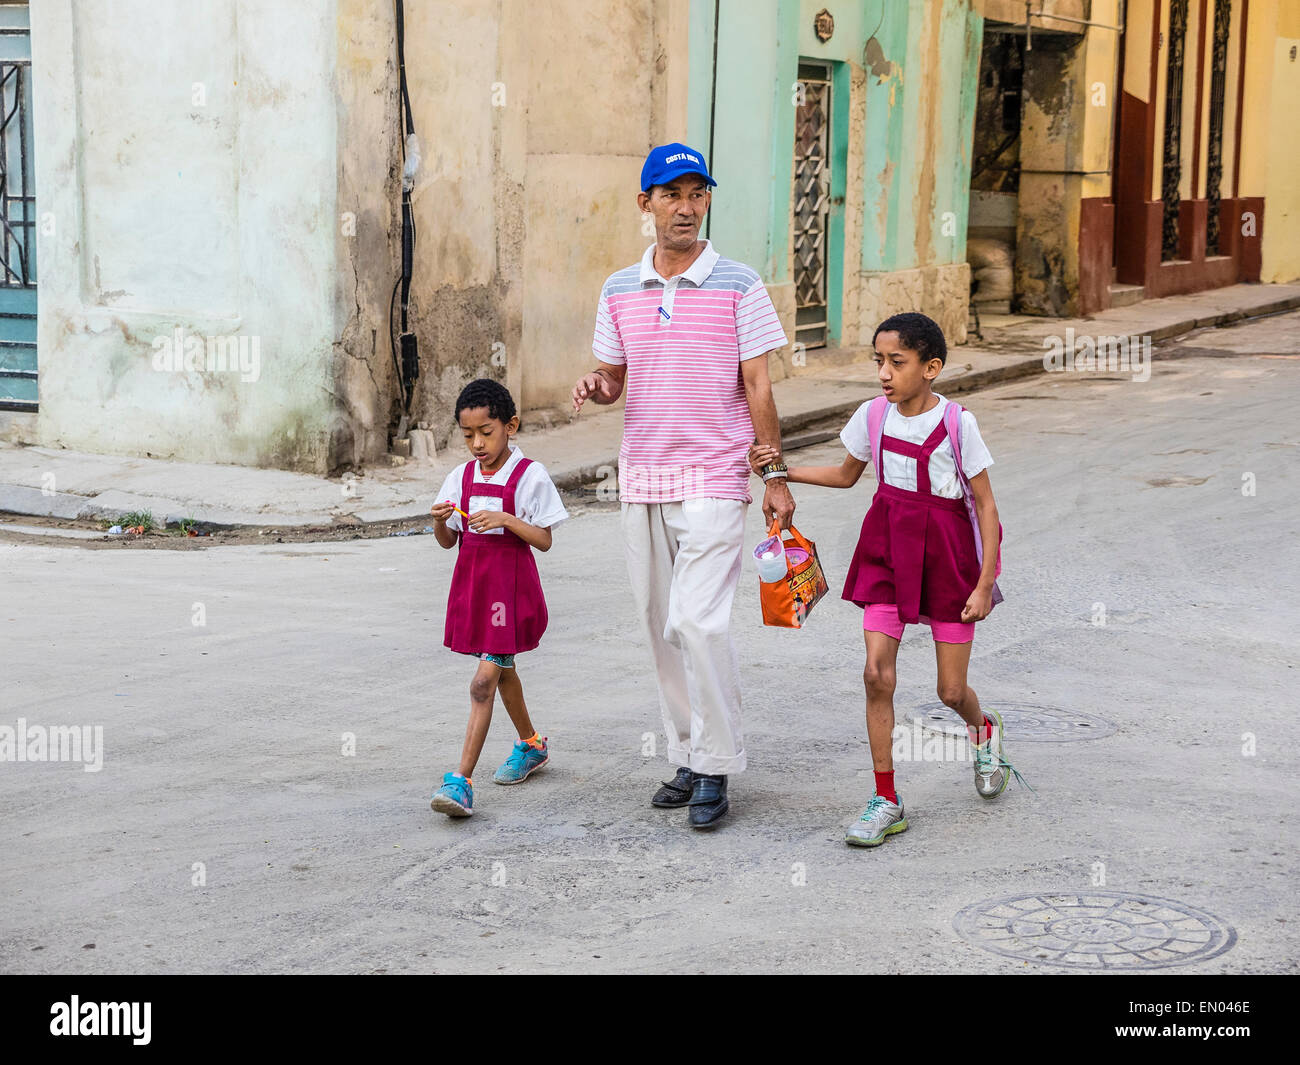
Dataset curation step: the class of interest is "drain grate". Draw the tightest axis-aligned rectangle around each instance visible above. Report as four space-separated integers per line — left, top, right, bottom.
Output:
954 891 1236 969
914 701 1116 742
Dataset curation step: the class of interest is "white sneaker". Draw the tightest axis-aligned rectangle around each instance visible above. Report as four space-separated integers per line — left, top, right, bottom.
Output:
972 708 1009 798
845 794 908 847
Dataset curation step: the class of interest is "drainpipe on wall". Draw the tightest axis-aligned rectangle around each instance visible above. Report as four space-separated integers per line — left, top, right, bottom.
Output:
1024 1 1126 50
705 0 719 240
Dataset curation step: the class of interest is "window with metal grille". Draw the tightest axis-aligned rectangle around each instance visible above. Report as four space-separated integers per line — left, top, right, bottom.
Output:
1160 0 1190 262
1205 0 1232 256
0 1 36 410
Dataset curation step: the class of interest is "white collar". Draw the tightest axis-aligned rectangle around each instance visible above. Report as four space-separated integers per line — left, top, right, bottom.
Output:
639 239 720 287
474 441 524 480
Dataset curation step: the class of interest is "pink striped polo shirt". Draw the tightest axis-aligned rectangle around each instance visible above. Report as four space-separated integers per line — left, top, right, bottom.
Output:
592 240 789 503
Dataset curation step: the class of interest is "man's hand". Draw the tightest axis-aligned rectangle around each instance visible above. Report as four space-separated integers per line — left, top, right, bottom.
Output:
572 372 605 412
572 365 626 413
763 478 795 529
961 584 994 623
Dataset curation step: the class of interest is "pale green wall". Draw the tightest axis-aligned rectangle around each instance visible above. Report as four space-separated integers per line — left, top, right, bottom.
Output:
686 1 716 157
688 0 791 283
692 0 984 331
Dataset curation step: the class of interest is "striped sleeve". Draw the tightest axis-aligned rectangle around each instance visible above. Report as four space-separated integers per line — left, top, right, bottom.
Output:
592 287 626 365
735 278 789 360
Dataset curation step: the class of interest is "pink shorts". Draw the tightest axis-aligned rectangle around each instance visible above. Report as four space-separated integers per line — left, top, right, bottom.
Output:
863 603 974 644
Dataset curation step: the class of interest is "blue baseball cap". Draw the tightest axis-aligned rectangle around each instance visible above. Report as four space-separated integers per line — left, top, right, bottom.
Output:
640 142 717 192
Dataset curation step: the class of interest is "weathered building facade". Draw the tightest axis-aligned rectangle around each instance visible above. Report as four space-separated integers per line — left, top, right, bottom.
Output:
688 0 984 360
968 0 1299 317
3 0 1295 473
2 0 690 471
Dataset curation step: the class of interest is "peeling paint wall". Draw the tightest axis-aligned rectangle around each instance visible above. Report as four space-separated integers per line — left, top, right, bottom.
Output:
333 0 401 471
23 0 692 471
397 0 689 445
30 0 342 471
1016 29 1089 316
856 0 983 344
1005 0 1124 317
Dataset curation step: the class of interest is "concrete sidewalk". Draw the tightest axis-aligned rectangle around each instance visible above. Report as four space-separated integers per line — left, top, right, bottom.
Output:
1 281 1296 529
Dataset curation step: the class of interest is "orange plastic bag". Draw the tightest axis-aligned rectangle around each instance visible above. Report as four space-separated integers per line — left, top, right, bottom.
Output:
758 521 830 628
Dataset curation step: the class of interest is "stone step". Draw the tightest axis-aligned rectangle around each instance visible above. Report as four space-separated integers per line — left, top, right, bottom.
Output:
1109 283 1146 308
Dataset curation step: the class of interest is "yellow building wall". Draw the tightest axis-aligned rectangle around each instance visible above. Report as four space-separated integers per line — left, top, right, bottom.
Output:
1237 0 1273 199
1178 0 1200 201
1116 0 1297 282
1261 0 1300 281
1081 0 1123 201
1124 0 1156 103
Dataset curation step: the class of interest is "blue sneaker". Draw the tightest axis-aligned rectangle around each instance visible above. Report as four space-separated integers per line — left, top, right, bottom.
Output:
431 772 474 816
493 737 549 785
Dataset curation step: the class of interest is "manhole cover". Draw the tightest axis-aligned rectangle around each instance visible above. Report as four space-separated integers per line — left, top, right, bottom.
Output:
913 701 1116 741
954 892 1236 969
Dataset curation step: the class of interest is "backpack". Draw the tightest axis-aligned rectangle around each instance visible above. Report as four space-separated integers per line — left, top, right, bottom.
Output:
865 395 1003 604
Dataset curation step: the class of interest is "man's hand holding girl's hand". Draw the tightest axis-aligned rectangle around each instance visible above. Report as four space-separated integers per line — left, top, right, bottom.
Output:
748 443 781 474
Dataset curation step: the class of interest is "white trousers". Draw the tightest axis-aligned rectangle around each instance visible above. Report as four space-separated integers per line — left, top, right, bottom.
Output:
621 498 747 775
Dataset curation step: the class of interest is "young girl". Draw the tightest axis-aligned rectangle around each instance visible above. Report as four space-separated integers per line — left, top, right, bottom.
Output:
428 379 568 818
751 312 1023 847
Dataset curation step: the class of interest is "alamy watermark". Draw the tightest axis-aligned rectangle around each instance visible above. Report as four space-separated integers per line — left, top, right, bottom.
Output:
151 326 261 382
892 720 976 763
50 996 150 1045
0 718 103 772
1042 327 1151 382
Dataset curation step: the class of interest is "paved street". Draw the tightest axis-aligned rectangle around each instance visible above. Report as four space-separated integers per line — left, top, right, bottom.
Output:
2 317 1298 974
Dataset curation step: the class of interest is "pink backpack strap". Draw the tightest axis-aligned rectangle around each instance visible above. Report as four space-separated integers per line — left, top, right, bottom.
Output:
943 401 1003 600
866 396 889 472
944 400 966 484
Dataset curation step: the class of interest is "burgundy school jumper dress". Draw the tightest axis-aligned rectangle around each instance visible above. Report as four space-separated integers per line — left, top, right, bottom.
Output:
842 415 981 624
443 457 548 656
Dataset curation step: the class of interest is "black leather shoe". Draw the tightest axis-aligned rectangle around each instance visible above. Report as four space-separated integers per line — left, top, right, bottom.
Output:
651 766 695 808
687 773 729 829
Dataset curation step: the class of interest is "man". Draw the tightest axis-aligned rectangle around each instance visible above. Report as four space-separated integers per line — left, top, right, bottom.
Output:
572 142 794 830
